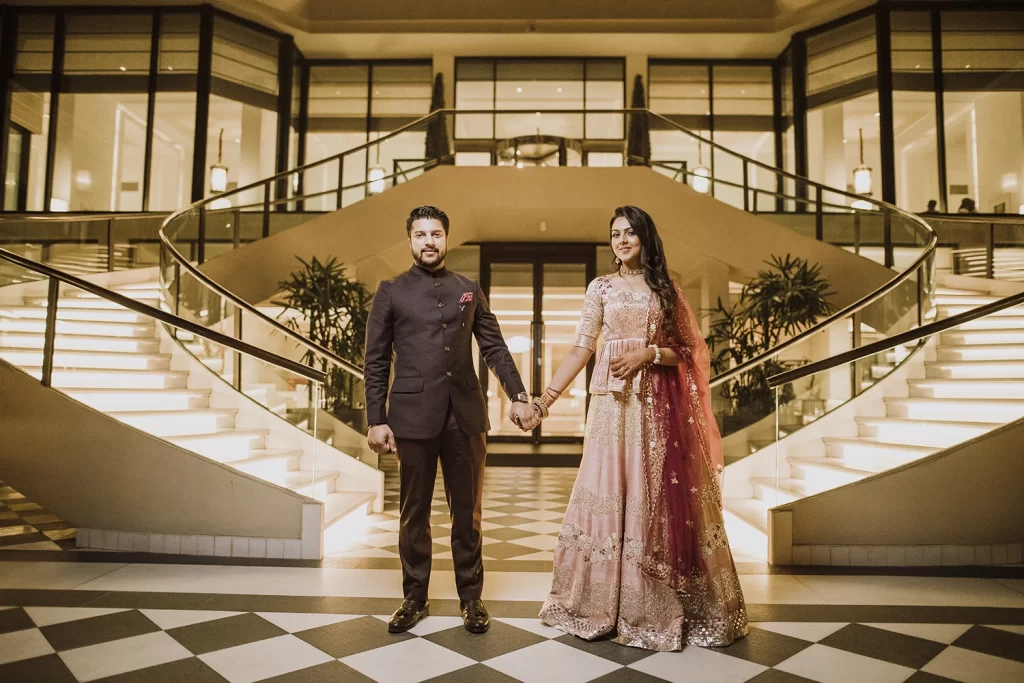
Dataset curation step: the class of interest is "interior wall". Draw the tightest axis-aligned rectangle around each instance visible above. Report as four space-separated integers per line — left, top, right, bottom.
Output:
0 363 308 539
198 165 896 310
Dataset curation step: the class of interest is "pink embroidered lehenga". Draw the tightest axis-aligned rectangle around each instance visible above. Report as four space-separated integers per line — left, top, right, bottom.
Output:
539 275 748 650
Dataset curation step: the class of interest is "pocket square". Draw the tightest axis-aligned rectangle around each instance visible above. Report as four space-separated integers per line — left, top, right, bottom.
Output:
460 292 474 303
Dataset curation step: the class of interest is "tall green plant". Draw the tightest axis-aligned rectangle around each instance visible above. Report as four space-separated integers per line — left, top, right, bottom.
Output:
706 255 836 422
275 256 371 419
626 74 650 166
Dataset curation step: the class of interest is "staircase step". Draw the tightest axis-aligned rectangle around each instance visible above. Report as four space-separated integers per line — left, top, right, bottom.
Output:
938 304 1024 318
855 416 993 449
934 288 992 297
751 477 809 505
941 329 1024 345
170 429 269 461
0 347 171 371
225 450 303 480
0 331 161 353
936 343 1024 361
910 377 1024 399
0 305 150 324
885 396 1024 422
0 318 156 338
789 456 872 488
955 316 1024 330
26 296 161 310
723 498 770 534
63 388 211 411
285 471 339 499
24 367 189 389
323 491 376 528
823 437 937 471
109 409 238 437
926 360 1024 379
934 294 1001 306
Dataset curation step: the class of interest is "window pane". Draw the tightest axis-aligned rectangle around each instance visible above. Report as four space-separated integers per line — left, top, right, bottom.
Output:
12 14 54 211
206 95 278 203
51 14 152 212
807 92 881 209
212 16 279 97
648 64 710 129
942 10 1024 214
806 15 878 100
370 64 432 119
894 91 939 212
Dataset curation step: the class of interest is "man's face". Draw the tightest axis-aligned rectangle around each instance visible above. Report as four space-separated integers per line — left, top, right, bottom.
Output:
409 218 448 269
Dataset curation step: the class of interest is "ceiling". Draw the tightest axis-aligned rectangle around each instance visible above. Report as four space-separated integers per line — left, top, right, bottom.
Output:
18 0 877 60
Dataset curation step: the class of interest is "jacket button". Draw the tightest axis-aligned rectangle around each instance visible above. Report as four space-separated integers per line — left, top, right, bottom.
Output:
434 282 441 287
438 302 444 308
444 346 450 352
446 371 452 377
442 323 448 328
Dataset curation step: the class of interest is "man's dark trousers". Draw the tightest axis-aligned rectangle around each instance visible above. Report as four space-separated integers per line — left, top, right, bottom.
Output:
396 400 486 602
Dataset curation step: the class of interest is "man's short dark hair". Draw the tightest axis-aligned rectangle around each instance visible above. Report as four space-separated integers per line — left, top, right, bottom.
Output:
406 206 450 235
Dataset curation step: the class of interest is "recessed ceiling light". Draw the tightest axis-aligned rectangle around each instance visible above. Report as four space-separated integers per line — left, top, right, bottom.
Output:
557 87 562 92
119 66 126 71
516 87 522 93
843 138 848 143
167 66 174 71
874 112 880 117
235 138 241 143
965 64 971 69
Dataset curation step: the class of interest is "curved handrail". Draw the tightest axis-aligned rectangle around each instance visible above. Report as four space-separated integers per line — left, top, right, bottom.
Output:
157 107 937 403
0 246 326 383
769 289 1024 387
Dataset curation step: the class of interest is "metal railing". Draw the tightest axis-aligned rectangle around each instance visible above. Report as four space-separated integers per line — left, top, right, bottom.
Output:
0 246 325 386
155 108 937 447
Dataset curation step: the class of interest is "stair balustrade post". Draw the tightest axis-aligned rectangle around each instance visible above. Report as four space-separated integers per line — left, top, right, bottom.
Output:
336 157 345 210
41 278 60 387
883 209 894 269
234 309 243 391
262 181 271 239
197 204 207 265
850 312 862 399
815 186 823 241
106 218 115 271
233 209 241 251
987 223 995 279
742 160 750 212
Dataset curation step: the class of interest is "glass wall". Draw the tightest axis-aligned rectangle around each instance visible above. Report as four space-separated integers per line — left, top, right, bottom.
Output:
9 13 55 211
649 62 775 208
51 13 152 212
941 10 1024 215
149 13 200 212
454 58 624 165
805 15 880 209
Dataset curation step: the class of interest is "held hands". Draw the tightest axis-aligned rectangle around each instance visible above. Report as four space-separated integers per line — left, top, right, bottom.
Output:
510 402 542 432
609 348 656 381
367 424 398 455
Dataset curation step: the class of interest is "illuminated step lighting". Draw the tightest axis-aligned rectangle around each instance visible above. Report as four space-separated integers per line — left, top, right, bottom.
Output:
0 349 169 371
0 333 159 353
40 369 188 389
957 317 1024 330
886 398 1024 423
64 389 210 412
926 361 1024 379
25 297 159 310
937 345 1024 361
226 452 302 481
857 418 992 448
0 307 147 323
170 431 268 461
110 410 236 437
285 471 338 499
788 458 867 489
824 438 936 470
941 330 1024 345
910 379 1024 399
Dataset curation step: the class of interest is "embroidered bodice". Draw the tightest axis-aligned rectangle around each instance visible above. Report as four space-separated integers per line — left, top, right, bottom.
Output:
575 275 654 395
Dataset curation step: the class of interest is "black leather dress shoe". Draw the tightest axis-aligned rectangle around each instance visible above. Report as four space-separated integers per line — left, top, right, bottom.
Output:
460 599 490 633
388 599 429 633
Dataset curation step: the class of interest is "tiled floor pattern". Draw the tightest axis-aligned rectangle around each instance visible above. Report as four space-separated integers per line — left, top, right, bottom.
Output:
0 481 76 552
2 604 1023 682
327 457 578 564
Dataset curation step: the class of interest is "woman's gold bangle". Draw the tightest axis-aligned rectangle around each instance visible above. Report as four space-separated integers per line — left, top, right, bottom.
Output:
531 396 550 419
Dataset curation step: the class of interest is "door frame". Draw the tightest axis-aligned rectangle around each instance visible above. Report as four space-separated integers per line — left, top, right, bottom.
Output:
479 242 600 445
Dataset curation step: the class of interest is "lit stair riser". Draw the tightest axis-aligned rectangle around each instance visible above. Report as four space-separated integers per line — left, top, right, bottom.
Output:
856 419 991 448
885 399 1024 423
909 381 1024 399
0 333 161 354
171 432 268 461
65 390 211 412
925 362 1024 379
0 349 170 371
112 411 237 437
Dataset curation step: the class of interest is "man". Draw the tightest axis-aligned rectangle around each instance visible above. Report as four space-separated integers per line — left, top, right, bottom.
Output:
364 205 539 635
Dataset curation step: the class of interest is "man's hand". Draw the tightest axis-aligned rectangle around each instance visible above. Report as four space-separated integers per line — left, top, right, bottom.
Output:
610 348 654 381
510 402 541 432
367 424 398 455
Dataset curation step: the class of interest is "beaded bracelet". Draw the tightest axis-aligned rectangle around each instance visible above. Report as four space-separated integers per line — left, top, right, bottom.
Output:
648 344 662 365
531 396 550 420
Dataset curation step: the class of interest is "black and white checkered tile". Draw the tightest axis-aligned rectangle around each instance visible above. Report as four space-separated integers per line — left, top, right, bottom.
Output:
0 481 77 552
328 457 576 563
2 604 1023 682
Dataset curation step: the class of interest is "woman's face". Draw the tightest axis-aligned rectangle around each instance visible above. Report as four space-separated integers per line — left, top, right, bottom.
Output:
610 216 643 265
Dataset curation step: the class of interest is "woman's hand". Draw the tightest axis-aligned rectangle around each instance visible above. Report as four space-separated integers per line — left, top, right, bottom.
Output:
610 348 654 380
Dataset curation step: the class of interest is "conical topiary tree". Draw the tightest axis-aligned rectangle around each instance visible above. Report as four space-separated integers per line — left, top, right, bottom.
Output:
626 74 651 166
425 73 452 167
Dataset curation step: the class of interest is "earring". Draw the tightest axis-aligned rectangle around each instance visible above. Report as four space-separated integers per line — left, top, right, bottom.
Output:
614 257 621 265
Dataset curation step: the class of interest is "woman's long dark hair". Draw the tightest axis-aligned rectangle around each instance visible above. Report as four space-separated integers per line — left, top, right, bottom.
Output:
611 205 678 337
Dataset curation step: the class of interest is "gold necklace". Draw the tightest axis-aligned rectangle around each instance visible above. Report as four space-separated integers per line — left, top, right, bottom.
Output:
619 266 644 277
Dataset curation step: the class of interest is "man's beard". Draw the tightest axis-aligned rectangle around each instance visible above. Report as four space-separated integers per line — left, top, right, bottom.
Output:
413 246 445 268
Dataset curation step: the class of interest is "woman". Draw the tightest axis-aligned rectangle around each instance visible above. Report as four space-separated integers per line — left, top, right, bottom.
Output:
534 206 748 650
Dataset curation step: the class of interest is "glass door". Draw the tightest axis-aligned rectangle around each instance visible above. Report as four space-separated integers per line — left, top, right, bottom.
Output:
481 245 596 444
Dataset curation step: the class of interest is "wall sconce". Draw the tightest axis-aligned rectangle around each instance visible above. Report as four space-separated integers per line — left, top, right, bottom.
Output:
691 141 710 194
853 128 872 196
210 129 228 193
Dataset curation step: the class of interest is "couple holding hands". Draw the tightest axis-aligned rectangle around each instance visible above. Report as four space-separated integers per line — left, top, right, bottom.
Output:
364 205 746 651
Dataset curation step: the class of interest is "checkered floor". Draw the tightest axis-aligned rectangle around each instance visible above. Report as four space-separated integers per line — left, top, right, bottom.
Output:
0 481 77 552
2 604 1023 682
328 456 576 563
